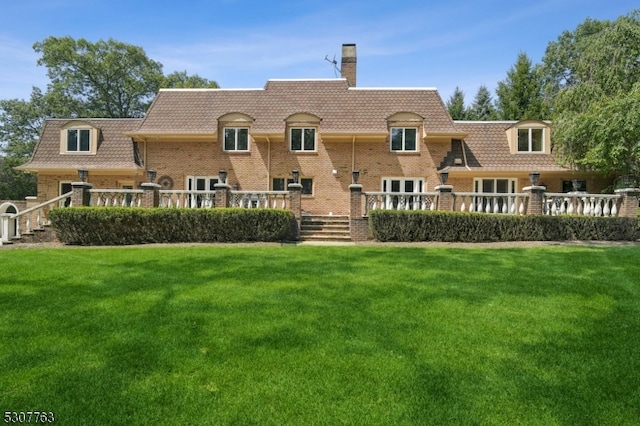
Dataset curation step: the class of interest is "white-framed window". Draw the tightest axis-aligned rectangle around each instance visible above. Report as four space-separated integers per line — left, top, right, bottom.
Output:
517 128 544 152
390 127 418 152
382 177 424 193
473 178 518 213
186 176 219 208
66 128 91 152
381 177 424 209
224 128 249 151
290 128 316 152
474 178 517 194
273 177 313 195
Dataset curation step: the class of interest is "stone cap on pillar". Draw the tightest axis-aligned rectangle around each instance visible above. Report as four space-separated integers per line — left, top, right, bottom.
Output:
349 184 363 191
523 185 546 192
435 184 453 192
71 182 93 188
615 187 640 194
287 183 303 190
140 183 161 189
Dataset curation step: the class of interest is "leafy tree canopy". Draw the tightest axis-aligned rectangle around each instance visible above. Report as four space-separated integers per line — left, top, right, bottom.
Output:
496 52 549 120
446 86 467 120
541 10 640 178
466 85 498 121
0 36 218 199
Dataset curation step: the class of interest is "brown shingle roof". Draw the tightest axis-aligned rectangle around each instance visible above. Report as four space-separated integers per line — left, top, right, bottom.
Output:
446 121 569 172
134 79 461 136
18 118 143 172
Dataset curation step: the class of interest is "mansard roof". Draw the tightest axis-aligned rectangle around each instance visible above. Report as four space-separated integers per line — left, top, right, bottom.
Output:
443 121 568 172
131 79 463 138
17 118 143 172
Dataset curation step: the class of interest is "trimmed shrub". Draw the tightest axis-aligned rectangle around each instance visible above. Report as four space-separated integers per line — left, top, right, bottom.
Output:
48 207 294 245
369 210 640 242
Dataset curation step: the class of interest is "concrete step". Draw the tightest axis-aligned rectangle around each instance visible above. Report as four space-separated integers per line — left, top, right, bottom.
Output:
300 215 351 241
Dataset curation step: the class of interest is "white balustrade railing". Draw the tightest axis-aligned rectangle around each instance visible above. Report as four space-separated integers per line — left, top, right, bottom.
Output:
90 189 143 207
364 192 438 214
454 192 529 215
230 191 290 209
159 190 216 208
1 192 72 244
544 193 621 217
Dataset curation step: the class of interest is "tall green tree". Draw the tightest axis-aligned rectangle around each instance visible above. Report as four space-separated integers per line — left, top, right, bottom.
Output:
540 10 640 179
495 52 549 120
466 85 498 121
446 86 467 120
33 36 165 118
0 36 218 199
162 71 219 89
0 88 54 198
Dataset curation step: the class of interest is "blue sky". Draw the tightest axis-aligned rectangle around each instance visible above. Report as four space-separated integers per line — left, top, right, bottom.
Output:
0 0 635 105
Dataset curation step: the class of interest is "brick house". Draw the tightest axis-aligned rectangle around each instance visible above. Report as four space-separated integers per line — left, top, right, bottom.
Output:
16 44 613 217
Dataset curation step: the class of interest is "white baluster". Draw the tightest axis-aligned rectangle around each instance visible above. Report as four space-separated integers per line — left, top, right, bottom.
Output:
595 198 602 216
519 199 525 215
460 197 467 212
502 197 508 214
560 199 567 215
486 198 492 214
603 199 611 217
611 200 618 217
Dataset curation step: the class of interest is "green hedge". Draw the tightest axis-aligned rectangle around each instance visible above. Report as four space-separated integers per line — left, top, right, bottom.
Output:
48 207 295 245
369 210 640 242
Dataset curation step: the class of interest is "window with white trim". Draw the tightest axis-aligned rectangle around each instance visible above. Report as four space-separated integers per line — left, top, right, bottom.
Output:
186 176 219 208
273 177 313 195
224 128 249 151
290 128 316 152
517 128 544 152
67 129 91 152
390 128 418 152
381 177 424 209
473 178 517 213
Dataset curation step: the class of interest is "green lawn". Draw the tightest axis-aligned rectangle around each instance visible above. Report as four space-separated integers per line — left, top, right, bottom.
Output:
1 245 639 425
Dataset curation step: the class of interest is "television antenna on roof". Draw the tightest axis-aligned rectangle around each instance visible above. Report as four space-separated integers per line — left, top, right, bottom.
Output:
324 54 340 78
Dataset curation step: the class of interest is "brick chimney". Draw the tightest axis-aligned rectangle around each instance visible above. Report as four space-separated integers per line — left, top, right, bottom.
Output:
341 44 357 87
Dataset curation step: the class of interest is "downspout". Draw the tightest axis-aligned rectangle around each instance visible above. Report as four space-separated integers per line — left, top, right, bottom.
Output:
352 135 356 171
266 137 271 190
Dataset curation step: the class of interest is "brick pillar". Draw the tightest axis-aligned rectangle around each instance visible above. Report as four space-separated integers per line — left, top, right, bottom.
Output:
435 185 453 211
288 183 302 240
215 183 230 208
349 184 368 241
615 188 640 218
71 182 92 207
140 183 160 208
524 185 545 215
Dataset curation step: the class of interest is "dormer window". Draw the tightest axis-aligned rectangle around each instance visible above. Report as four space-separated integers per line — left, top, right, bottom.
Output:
290 128 316 152
224 128 249 151
390 127 417 152
517 128 544 152
60 121 99 155
67 129 91 152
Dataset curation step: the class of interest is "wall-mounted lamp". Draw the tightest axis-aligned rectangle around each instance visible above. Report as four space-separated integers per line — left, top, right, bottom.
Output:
529 171 540 186
219 169 227 184
292 169 300 184
146 169 157 183
78 168 88 183
439 171 449 185
352 170 360 184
